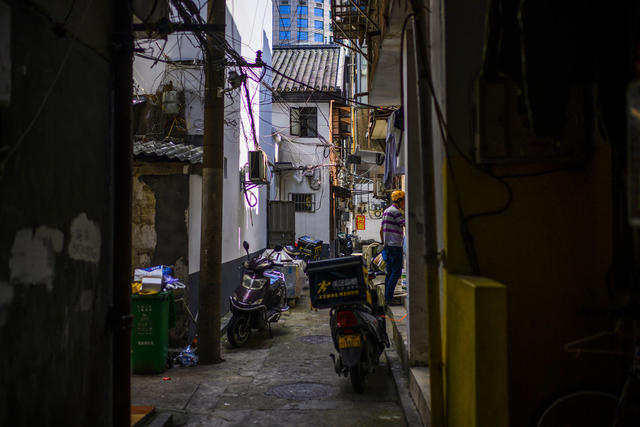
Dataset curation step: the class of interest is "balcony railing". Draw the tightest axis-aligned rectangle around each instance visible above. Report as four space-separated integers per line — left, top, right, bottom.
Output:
331 0 380 58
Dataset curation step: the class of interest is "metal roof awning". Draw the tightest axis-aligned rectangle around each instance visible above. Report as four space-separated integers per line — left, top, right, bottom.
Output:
133 140 203 164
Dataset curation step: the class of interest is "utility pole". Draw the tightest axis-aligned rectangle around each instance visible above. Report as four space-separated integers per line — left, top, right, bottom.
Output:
198 0 225 364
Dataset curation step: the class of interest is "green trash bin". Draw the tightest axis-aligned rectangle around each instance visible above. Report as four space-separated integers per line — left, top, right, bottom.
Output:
131 291 176 374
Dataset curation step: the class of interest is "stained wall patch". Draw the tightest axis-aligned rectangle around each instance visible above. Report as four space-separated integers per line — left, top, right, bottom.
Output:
68 213 101 263
8 227 64 291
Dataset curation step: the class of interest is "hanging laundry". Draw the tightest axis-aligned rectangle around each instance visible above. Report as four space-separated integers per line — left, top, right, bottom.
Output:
394 107 406 175
383 109 404 188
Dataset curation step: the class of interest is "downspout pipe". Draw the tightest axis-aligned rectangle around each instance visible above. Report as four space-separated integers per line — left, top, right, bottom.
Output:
112 1 133 425
410 0 446 426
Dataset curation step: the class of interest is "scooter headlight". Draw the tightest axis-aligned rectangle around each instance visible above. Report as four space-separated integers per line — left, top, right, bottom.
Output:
242 274 267 290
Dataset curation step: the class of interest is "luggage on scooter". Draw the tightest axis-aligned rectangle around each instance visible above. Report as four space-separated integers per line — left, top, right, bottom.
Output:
297 235 323 260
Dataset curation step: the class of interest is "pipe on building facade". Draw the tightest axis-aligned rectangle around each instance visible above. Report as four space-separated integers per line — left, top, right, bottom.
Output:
410 0 446 425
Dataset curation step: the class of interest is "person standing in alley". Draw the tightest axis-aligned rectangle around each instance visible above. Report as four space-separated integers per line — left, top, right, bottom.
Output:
379 190 406 305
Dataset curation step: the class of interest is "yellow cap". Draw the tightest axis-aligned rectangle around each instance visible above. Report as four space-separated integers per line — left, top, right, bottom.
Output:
391 190 405 202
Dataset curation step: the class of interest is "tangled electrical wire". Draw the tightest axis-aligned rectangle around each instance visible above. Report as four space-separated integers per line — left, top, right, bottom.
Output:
133 0 396 218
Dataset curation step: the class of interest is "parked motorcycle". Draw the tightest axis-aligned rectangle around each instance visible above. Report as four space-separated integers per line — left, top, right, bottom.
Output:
227 241 289 348
283 243 302 259
307 256 389 393
337 232 354 256
329 300 389 392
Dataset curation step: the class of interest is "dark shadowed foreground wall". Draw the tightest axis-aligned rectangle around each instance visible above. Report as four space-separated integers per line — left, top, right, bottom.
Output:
438 0 637 424
0 1 115 424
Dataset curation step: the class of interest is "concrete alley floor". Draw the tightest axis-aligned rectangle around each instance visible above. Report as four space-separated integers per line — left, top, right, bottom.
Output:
131 293 411 427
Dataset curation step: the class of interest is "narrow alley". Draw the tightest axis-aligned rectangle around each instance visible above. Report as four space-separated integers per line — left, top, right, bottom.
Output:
3 0 640 426
132 292 412 426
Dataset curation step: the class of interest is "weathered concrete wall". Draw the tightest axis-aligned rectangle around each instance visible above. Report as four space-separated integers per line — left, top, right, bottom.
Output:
0 0 114 424
132 175 157 268
132 161 193 347
132 162 190 273
131 160 252 340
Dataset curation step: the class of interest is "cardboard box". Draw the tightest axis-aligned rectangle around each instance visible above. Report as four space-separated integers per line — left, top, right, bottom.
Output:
141 277 163 293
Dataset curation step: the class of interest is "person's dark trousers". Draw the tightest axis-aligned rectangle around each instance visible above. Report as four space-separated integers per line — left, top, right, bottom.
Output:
384 245 403 303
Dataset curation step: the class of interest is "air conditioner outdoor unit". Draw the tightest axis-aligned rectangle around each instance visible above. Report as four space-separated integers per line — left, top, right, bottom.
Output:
248 150 268 184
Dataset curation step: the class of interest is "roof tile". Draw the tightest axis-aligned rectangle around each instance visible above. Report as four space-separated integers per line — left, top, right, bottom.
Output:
133 140 203 164
272 46 342 93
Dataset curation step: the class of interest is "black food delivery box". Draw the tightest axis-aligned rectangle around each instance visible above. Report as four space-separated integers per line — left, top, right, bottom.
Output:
307 256 369 308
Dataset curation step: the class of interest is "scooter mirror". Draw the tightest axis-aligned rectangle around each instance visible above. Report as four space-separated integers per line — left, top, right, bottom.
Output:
243 241 250 259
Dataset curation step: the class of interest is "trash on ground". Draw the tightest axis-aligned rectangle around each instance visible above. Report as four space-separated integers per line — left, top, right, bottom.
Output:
172 344 199 367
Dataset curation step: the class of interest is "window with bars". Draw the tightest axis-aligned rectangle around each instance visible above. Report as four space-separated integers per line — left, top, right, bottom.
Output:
289 193 316 212
290 107 317 137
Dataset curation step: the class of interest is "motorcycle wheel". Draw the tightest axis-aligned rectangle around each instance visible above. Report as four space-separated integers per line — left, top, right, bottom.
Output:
350 362 365 394
227 315 251 347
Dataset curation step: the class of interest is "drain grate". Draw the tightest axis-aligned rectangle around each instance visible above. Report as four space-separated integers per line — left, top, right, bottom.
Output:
266 382 336 400
296 335 333 345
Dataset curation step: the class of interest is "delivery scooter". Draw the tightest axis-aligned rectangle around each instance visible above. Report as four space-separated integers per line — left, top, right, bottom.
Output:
328 298 389 393
306 256 389 393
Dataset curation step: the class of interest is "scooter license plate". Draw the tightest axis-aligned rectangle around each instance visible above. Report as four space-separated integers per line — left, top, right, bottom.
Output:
338 334 361 349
